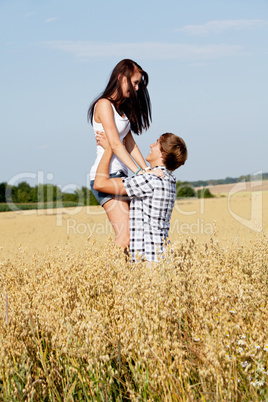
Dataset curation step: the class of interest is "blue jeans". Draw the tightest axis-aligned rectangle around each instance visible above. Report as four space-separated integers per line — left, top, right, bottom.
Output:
90 170 128 206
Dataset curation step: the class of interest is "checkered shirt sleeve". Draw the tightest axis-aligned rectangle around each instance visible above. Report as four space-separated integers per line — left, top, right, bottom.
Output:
122 174 154 199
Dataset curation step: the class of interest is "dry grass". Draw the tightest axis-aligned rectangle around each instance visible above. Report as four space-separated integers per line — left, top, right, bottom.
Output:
0 192 268 400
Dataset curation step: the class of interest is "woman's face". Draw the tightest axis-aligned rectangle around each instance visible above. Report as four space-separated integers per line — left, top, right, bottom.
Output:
121 70 142 98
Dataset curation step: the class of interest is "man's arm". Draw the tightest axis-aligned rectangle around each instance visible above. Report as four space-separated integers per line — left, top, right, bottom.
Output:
93 134 127 196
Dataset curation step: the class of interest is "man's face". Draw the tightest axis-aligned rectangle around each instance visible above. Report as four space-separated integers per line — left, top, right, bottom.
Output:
146 138 162 163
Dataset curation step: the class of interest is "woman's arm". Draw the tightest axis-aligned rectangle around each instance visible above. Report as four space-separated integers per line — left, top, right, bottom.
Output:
123 132 148 169
95 99 140 173
93 133 127 195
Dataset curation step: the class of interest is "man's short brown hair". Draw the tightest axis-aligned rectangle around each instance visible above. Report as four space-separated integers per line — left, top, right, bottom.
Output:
159 133 188 171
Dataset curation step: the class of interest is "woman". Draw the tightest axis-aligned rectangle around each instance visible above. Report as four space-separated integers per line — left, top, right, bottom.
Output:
89 59 152 250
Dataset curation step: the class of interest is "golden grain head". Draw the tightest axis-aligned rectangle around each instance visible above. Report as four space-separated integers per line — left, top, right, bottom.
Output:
1 191 268 399
1 233 268 399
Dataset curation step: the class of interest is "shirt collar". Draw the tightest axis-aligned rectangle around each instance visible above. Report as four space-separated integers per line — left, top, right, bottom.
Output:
152 165 166 170
151 165 176 181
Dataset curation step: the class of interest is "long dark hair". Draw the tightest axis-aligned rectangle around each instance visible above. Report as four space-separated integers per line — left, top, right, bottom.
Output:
87 59 151 135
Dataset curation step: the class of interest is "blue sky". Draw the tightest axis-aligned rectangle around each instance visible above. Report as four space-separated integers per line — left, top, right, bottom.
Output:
1 0 267 190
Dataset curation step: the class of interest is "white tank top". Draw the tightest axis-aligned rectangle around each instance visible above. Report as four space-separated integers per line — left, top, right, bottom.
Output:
90 102 130 181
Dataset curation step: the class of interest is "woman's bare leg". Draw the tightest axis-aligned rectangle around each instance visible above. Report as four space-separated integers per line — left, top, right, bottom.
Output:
103 198 130 250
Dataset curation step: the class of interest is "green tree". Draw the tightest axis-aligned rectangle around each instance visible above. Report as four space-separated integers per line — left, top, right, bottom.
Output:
176 181 196 198
37 184 62 203
80 186 99 206
62 192 77 202
16 182 32 203
89 190 99 206
197 188 214 198
30 186 38 203
176 180 182 190
75 188 85 205
5 185 15 204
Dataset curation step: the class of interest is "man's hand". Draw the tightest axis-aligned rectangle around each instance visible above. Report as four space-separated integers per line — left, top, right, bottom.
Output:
96 131 111 150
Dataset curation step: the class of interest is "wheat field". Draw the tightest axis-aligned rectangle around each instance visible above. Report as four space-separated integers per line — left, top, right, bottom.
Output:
0 188 268 400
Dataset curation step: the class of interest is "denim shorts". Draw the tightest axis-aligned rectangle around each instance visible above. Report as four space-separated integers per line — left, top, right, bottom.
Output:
90 170 128 206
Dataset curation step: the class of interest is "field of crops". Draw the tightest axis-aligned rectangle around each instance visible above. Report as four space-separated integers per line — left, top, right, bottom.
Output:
0 188 268 400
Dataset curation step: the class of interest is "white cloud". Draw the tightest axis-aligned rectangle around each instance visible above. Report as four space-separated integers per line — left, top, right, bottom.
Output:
177 19 268 35
25 12 34 18
43 41 245 60
45 17 58 23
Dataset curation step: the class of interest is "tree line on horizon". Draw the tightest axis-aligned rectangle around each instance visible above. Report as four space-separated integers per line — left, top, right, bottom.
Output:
2 171 265 210
0 182 98 210
7 171 265 211
189 172 268 188
0 179 213 212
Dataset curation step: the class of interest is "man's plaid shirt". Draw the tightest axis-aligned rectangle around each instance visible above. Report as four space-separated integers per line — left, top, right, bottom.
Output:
122 166 176 262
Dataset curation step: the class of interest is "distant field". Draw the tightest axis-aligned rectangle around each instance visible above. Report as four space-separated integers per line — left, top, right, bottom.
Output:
0 191 267 258
196 180 268 195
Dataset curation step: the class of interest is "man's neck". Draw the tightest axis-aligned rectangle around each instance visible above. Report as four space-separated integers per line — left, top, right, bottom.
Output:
150 160 165 169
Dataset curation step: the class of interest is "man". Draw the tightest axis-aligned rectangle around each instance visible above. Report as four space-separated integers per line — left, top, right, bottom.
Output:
94 132 187 262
